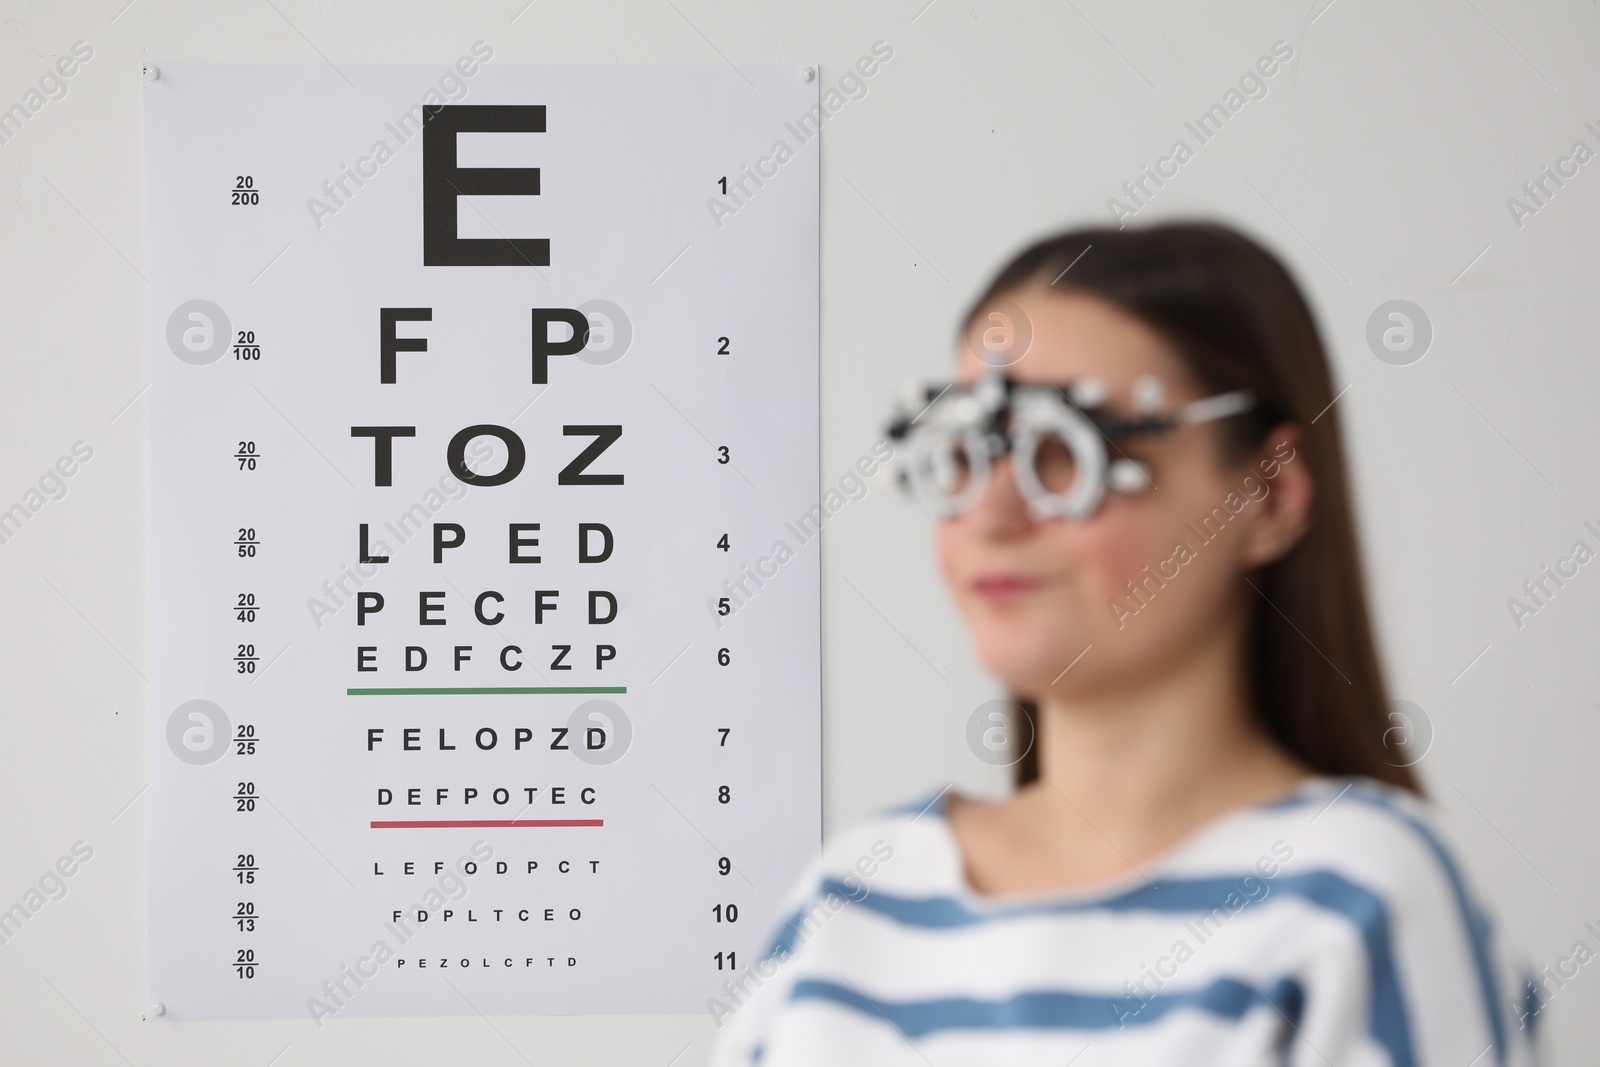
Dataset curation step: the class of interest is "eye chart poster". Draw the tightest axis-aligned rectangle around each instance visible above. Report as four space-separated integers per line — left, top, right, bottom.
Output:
145 59 820 1020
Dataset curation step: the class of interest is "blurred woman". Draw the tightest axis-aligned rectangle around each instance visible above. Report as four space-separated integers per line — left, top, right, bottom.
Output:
711 222 1535 1066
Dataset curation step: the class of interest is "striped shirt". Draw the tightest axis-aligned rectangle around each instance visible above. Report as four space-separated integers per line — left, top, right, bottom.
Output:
709 775 1539 1067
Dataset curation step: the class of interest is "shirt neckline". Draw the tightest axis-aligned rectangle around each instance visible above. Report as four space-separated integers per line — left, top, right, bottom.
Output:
925 773 1346 912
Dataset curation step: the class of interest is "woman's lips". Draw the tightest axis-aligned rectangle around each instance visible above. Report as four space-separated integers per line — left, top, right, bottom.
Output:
971 574 1048 602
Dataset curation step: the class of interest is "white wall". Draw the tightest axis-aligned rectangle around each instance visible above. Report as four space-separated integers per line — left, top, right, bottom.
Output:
1 0 1596 1062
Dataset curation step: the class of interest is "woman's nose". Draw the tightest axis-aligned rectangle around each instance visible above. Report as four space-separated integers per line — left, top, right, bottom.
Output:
966 453 1035 534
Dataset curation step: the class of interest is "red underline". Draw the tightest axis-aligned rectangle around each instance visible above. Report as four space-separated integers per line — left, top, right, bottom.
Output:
370 819 604 829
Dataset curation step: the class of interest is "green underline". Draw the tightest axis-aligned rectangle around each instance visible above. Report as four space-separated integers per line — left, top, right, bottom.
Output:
346 686 628 696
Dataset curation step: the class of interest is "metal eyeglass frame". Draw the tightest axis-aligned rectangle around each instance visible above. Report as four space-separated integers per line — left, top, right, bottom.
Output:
883 363 1256 520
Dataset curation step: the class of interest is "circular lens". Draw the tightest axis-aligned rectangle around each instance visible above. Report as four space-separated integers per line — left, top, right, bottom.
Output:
1030 431 1078 495
908 428 989 514
928 437 974 493
1012 399 1106 519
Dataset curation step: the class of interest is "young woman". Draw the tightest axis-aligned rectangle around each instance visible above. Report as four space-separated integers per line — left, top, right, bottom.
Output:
710 223 1536 1066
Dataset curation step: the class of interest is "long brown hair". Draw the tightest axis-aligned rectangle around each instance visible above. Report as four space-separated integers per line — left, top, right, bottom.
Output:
963 222 1419 793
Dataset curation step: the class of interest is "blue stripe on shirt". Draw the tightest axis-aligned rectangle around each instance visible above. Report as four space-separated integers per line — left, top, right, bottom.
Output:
1324 782 1509 1064
1045 778 1502 1062
789 974 1306 1039
765 869 1415 1067
768 777 1506 1066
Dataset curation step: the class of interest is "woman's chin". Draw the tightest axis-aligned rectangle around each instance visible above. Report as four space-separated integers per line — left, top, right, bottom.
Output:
974 630 1096 695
